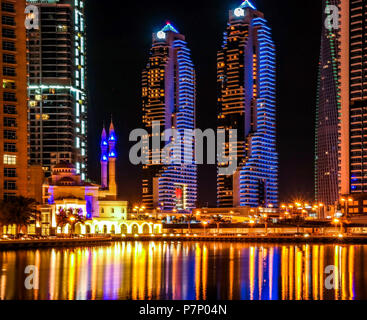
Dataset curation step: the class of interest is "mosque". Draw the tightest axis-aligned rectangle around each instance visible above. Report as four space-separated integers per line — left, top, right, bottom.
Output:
38 120 162 236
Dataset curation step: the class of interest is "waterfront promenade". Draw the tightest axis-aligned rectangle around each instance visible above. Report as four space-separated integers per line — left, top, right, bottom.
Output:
1 233 367 249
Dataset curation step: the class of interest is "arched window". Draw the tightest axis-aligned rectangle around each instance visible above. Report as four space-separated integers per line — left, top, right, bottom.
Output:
121 224 127 234
131 224 139 234
142 224 150 234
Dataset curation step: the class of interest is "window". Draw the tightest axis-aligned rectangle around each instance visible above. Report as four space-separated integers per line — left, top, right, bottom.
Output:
3 154 16 165
2 16 15 26
3 67 15 76
3 92 16 101
111 208 115 213
101 208 104 213
4 130 16 140
2 41 15 51
2 3 15 13
4 168 16 177
4 117 16 127
4 193 15 200
2 28 14 39
4 180 16 190
4 105 16 114
3 79 15 89
4 143 16 152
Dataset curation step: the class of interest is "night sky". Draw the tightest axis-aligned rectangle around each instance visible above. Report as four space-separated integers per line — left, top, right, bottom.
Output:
85 0 322 207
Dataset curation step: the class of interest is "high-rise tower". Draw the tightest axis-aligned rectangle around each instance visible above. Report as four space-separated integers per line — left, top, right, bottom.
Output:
27 0 88 179
142 22 197 211
315 0 340 206
339 0 367 196
217 0 278 208
316 0 367 209
0 0 28 200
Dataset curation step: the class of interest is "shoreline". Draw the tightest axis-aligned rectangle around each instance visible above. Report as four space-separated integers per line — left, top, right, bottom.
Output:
1 234 367 249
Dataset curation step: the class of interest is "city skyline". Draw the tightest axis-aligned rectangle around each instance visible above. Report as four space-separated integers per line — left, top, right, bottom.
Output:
87 0 320 206
3 0 367 306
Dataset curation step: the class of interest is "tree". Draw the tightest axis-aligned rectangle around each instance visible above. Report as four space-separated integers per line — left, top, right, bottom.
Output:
55 208 69 231
0 197 39 237
185 213 195 233
212 215 225 234
56 207 86 235
68 208 86 235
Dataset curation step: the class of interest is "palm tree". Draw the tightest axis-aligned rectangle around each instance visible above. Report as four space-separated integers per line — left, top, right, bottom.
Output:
56 208 69 233
212 215 225 234
56 208 86 235
0 197 39 237
185 213 195 234
67 208 86 235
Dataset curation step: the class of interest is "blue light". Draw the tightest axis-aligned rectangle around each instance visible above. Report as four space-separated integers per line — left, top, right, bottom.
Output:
109 135 115 141
102 155 107 161
161 22 179 34
109 151 116 158
240 0 256 10
102 140 108 146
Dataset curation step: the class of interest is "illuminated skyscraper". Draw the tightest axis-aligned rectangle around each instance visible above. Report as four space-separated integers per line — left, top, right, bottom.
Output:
142 22 197 211
27 0 88 179
0 0 28 200
316 0 367 208
339 0 367 197
315 0 340 206
217 0 278 208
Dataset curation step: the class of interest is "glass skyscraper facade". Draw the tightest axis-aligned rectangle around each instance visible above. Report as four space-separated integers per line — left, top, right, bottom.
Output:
316 0 367 210
217 0 278 208
27 0 87 179
315 0 340 206
142 23 197 211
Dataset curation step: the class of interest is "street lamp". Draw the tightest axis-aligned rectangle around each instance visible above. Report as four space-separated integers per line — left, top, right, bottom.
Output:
202 221 208 236
249 219 255 235
333 218 342 234
133 205 145 219
263 214 268 235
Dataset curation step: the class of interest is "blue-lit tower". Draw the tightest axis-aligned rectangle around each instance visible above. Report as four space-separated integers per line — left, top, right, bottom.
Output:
217 0 278 208
108 119 117 198
100 126 108 188
142 22 197 211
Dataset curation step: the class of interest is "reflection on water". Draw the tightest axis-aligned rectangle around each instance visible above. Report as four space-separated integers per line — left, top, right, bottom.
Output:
0 242 366 300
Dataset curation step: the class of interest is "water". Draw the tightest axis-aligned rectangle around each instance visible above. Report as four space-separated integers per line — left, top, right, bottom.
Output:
0 241 366 300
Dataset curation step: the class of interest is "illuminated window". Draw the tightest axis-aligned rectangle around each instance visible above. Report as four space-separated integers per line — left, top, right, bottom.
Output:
29 101 37 107
3 154 16 165
3 79 15 89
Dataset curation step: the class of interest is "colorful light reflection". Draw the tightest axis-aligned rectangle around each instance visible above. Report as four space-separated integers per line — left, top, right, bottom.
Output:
0 243 361 300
